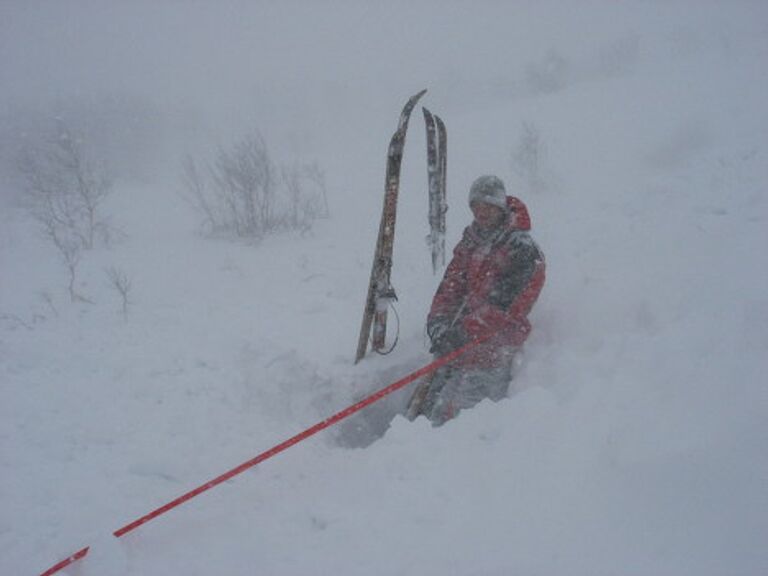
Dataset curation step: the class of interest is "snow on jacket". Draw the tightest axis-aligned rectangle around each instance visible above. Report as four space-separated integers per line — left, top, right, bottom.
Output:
427 196 546 368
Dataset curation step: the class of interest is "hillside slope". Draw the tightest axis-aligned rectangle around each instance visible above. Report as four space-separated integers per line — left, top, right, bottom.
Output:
1 3 767 575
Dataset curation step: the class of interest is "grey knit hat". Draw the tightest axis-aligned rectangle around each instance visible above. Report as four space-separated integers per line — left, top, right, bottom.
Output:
468 175 508 210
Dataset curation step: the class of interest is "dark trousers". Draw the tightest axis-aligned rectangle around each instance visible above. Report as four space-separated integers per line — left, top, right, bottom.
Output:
420 349 518 426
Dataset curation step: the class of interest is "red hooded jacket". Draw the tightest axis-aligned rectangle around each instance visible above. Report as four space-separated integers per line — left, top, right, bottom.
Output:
428 196 546 368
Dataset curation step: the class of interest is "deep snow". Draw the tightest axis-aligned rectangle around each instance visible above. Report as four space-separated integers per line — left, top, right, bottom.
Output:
1 2 767 575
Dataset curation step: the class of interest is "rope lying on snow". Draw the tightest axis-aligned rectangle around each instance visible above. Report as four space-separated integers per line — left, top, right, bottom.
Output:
39 335 491 576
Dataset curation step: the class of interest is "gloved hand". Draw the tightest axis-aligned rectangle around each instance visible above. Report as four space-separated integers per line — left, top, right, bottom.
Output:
428 322 467 356
426 315 450 343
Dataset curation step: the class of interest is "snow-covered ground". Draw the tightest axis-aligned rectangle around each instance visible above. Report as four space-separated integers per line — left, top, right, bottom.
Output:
2 2 767 574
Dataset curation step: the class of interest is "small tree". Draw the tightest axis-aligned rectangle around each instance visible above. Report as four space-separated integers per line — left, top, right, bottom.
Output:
18 121 112 249
17 121 113 301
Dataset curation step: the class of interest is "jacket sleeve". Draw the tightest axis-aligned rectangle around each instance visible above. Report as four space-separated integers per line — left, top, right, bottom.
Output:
428 240 470 329
462 236 545 341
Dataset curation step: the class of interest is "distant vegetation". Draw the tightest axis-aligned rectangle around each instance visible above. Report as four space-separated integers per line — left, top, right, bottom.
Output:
182 131 329 239
3 97 329 316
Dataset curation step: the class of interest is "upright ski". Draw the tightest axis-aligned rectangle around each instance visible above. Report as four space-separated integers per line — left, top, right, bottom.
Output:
436 114 447 259
355 89 427 363
423 108 448 274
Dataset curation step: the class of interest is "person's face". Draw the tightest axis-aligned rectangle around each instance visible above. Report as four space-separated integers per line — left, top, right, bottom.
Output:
471 202 507 230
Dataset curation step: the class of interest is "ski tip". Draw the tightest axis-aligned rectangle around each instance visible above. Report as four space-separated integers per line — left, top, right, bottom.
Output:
396 90 428 130
407 89 427 107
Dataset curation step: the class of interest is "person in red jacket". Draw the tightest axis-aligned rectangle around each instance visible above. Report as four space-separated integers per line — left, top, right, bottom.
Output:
410 175 545 425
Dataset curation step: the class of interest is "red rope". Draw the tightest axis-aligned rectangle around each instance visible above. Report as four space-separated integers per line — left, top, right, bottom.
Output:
38 339 485 576
40 547 90 576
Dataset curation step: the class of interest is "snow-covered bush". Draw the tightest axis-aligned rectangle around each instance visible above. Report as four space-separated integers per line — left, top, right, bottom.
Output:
16 121 114 302
182 132 328 239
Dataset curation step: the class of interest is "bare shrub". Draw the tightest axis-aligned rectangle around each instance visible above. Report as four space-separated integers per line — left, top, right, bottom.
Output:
183 132 328 239
18 121 113 249
16 121 113 302
213 134 276 236
106 266 132 319
182 154 217 233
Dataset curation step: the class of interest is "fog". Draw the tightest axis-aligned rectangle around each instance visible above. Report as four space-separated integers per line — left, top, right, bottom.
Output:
4 1 763 185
